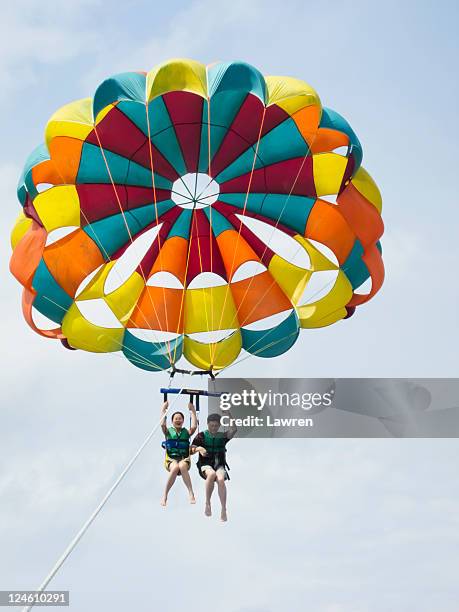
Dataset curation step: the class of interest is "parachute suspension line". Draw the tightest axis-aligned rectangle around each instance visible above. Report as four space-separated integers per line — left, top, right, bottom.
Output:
171 200 197 366
196 385 201 435
217 300 354 377
144 101 159 212
212 119 354 365
95 119 175 361
38 161 167 353
39 285 170 370
228 204 356 347
72 214 167 352
212 105 267 359
22 389 186 612
48 158 159 345
189 386 198 430
180 82 214 202
215 329 300 376
144 100 174 363
225 119 321 332
240 106 266 217
193 164 200 203
80 210 112 262
206 73 212 180
29 175 180 368
219 120 354 352
93 124 175 365
75 213 168 351
216 270 360 378
53 249 350 376
193 199 213 368
33 292 164 370
207 92 216 360
130 240 350 373
86 336 163 370
93 126 136 245
227 196 359 347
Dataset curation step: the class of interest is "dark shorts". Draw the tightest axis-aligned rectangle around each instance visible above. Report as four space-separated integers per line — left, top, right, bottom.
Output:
197 460 229 480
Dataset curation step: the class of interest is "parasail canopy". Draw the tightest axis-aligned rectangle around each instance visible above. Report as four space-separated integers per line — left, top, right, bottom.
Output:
10 59 384 374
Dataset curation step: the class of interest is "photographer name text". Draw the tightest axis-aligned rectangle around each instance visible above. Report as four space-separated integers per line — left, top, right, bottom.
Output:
221 415 314 428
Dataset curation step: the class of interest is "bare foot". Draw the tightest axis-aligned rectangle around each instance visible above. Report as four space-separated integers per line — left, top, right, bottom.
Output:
160 497 167 507
221 508 227 522
205 502 212 517
189 493 196 504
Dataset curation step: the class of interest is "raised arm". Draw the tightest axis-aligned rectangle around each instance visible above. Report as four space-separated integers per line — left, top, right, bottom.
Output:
226 410 238 440
188 402 198 435
160 401 169 435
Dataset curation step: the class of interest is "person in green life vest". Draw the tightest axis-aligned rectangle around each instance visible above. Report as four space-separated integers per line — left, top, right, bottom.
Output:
191 413 237 522
160 401 198 507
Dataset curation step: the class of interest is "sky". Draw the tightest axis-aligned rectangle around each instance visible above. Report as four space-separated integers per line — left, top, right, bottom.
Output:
1 1 459 611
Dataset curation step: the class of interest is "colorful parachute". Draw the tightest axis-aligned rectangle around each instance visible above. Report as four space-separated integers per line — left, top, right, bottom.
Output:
10 59 384 373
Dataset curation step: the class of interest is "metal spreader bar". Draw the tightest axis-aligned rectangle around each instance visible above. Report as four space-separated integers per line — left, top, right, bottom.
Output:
160 388 223 411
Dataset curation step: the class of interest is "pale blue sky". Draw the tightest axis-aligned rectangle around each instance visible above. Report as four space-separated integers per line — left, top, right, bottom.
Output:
1 1 458 611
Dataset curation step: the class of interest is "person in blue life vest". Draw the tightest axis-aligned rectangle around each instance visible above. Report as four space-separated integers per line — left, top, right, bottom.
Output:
160 401 198 507
191 413 237 522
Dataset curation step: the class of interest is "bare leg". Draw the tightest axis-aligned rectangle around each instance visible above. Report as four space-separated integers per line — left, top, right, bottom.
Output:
179 460 195 503
216 469 227 522
161 462 180 506
204 468 216 516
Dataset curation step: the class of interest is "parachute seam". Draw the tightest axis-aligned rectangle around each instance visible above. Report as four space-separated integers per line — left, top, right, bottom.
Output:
145 99 175 361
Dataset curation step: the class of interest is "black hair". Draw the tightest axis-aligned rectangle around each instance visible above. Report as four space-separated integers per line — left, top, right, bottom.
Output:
207 413 221 423
171 411 185 421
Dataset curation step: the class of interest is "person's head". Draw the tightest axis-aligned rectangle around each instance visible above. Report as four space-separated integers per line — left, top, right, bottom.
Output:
171 411 185 428
207 413 221 434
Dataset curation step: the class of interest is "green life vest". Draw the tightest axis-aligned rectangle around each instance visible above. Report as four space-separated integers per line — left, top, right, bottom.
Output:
165 427 190 459
202 430 227 455
199 431 230 479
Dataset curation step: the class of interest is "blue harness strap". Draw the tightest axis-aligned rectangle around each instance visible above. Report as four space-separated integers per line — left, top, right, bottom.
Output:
161 439 190 451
